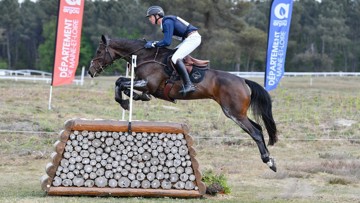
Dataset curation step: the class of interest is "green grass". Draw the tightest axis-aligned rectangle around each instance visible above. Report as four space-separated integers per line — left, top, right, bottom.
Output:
202 169 231 195
0 76 360 202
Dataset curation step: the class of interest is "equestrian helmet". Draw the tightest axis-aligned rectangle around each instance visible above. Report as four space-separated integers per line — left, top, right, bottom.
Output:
146 6 164 17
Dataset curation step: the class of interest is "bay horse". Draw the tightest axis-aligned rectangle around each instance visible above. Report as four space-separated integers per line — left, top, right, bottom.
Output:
88 35 278 172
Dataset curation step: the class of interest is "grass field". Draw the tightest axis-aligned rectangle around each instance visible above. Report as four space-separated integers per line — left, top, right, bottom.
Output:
0 76 359 202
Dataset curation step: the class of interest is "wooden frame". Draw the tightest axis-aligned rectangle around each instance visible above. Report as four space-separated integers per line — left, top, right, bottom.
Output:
41 118 206 198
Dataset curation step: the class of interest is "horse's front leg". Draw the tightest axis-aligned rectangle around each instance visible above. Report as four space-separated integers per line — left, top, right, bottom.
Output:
115 77 131 110
122 79 151 101
115 79 151 110
123 89 152 101
115 85 130 110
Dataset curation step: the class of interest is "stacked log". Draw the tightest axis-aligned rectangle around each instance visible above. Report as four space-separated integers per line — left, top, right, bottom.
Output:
41 119 205 198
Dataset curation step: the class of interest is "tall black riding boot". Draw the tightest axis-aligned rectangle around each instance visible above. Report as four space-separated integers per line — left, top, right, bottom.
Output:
175 59 196 95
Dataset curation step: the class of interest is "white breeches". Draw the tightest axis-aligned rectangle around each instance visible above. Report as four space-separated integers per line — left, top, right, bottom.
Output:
171 32 201 64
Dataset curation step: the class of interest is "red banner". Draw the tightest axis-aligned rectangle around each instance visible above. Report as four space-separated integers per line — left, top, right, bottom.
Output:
52 0 84 86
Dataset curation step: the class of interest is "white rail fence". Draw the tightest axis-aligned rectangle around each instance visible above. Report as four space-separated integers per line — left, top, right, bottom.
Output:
0 68 85 85
0 69 359 84
229 71 360 78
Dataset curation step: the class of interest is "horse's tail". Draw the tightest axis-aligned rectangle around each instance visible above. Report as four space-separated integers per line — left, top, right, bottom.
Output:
245 79 278 145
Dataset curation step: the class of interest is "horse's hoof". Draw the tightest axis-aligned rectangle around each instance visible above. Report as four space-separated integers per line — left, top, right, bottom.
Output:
141 93 151 101
266 157 277 172
120 100 129 110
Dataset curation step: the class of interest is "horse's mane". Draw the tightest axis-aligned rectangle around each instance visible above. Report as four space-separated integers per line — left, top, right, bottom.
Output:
110 37 173 54
109 37 144 48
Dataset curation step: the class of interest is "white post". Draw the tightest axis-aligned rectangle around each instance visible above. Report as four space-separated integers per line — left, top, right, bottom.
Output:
128 55 137 132
48 86 53 110
122 62 130 121
80 66 85 86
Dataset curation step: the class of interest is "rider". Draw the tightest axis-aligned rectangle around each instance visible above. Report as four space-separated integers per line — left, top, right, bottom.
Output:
144 6 201 95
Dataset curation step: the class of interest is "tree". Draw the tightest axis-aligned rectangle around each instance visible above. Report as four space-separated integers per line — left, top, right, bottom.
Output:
1 0 359 72
344 0 360 72
37 18 56 72
238 26 267 71
318 0 350 71
82 0 148 75
0 0 20 69
17 0 43 68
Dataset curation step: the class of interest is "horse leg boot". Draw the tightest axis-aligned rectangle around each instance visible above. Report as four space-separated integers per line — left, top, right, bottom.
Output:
175 59 195 95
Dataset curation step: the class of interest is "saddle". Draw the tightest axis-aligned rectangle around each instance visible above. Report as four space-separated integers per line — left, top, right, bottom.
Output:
183 55 210 72
162 55 210 102
164 54 210 77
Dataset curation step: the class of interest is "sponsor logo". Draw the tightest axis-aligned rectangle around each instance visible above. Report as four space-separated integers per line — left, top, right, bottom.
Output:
65 0 81 6
274 3 290 20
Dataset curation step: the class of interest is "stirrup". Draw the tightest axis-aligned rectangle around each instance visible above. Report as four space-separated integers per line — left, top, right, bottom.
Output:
179 84 195 95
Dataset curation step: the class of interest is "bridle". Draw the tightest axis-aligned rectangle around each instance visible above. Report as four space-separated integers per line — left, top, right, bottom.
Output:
90 43 114 76
90 42 145 75
90 41 167 76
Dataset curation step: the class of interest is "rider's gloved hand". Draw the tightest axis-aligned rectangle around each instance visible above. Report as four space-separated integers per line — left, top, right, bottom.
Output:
144 41 157 49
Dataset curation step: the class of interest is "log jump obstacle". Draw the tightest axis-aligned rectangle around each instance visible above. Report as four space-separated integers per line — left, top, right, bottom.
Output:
41 119 205 198
41 56 205 197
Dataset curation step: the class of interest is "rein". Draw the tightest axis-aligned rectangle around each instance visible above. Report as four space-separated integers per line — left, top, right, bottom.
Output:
119 46 146 61
136 47 167 68
91 44 145 75
92 42 167 75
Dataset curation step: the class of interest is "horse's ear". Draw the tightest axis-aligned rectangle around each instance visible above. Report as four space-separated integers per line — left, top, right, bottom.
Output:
101 35 109 45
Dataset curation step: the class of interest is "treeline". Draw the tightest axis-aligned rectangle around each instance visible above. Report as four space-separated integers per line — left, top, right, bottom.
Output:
0 0 359 75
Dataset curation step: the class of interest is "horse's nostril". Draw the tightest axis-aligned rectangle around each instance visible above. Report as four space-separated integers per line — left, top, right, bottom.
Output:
88 71 93 78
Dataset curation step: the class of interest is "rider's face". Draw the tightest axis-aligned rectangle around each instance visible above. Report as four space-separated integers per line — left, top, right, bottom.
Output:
148 15 156 25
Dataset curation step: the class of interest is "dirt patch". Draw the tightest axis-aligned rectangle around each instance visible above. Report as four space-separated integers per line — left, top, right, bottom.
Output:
280 179 314 199
334 119 357 127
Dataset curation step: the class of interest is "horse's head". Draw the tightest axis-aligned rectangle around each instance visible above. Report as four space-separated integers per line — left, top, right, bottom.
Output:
88 35 149 77
88 35 116 77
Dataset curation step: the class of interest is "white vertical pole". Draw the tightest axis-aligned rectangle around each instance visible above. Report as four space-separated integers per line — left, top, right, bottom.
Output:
128 55 137 133
80 66 85 86
121 62 129 121
48 86 53 110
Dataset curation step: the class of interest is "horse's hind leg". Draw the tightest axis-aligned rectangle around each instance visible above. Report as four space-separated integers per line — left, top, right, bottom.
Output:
223 108 276 171
247 118 276 171
240 117 276 172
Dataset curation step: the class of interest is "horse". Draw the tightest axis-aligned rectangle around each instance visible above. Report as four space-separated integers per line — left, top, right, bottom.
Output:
88 35 278 172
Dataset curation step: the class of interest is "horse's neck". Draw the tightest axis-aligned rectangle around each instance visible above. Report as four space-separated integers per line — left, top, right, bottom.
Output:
143 47 172 62
111 39 143 59
110 39 170 63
